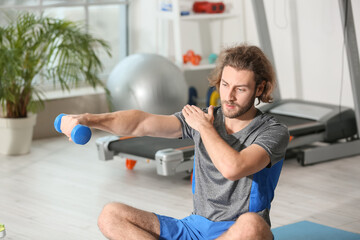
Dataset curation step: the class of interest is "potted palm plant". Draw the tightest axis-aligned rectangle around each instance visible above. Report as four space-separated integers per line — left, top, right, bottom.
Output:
0 12 111 155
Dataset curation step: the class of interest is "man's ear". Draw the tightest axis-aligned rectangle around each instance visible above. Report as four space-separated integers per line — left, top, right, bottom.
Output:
256 81 266 97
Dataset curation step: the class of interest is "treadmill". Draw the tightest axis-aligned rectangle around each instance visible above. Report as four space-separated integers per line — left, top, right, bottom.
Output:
96 0 360 174
260 99 358 165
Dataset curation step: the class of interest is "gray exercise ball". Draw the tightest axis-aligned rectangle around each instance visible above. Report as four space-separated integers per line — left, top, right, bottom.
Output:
107 53 188 115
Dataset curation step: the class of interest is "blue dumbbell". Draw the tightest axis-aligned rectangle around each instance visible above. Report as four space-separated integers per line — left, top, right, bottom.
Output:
54 113 92 145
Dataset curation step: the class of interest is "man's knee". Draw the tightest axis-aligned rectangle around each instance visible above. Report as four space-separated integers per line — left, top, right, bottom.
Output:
229 212 272 240
237 212 266 225
97 202 128 234
97 202 160 239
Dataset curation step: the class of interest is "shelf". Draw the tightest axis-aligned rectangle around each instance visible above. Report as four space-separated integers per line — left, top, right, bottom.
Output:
156 0 240 74
181 12 238 21
182 63 215 71
157 11 238 21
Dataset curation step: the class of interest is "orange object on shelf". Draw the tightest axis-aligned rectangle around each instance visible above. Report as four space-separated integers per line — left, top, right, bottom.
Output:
183 50 202 66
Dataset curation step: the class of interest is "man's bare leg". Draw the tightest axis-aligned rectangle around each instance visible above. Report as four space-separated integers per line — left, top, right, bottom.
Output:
97 202 160 240
216 212 273 240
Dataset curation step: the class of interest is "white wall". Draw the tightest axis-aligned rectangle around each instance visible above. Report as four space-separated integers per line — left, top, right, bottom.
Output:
128 0 360 109
128 0 158 54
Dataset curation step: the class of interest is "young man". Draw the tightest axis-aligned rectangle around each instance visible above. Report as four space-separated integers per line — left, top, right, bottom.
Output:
61 44 289 240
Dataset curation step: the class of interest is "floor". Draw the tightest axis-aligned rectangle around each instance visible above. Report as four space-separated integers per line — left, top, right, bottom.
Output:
0 131 359 239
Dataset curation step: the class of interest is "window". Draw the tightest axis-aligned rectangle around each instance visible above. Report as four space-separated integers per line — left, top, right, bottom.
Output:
0 0 129 90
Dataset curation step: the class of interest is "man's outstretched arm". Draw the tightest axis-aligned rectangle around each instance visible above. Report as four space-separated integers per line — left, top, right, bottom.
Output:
60 110 183 140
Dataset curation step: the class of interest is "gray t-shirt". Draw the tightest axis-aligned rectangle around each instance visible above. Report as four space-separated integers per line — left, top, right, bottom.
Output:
174 106 289 226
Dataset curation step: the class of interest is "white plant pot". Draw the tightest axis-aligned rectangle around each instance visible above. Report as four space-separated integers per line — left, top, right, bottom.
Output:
0 114 37 155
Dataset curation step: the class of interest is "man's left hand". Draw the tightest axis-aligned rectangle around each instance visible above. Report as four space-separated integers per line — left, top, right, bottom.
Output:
182 105 214 132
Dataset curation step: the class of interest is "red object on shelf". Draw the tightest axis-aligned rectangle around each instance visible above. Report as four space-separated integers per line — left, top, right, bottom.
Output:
193 1 225 14
183 50 202 66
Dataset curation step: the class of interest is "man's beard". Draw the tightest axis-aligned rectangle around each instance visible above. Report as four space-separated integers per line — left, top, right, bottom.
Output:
221 92 256 119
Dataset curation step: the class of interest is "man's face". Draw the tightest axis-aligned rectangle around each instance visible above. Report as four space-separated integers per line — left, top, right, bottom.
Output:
219 66 259 119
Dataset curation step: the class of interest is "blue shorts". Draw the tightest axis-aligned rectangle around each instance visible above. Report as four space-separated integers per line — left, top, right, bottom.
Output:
155 214 235 240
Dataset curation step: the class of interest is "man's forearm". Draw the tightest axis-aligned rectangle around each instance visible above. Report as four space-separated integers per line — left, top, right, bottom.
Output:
199 124 271 181
198 124 244 180
77 110 147 136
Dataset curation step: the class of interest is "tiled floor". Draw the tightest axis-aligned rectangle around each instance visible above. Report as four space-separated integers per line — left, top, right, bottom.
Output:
1 131 359 239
